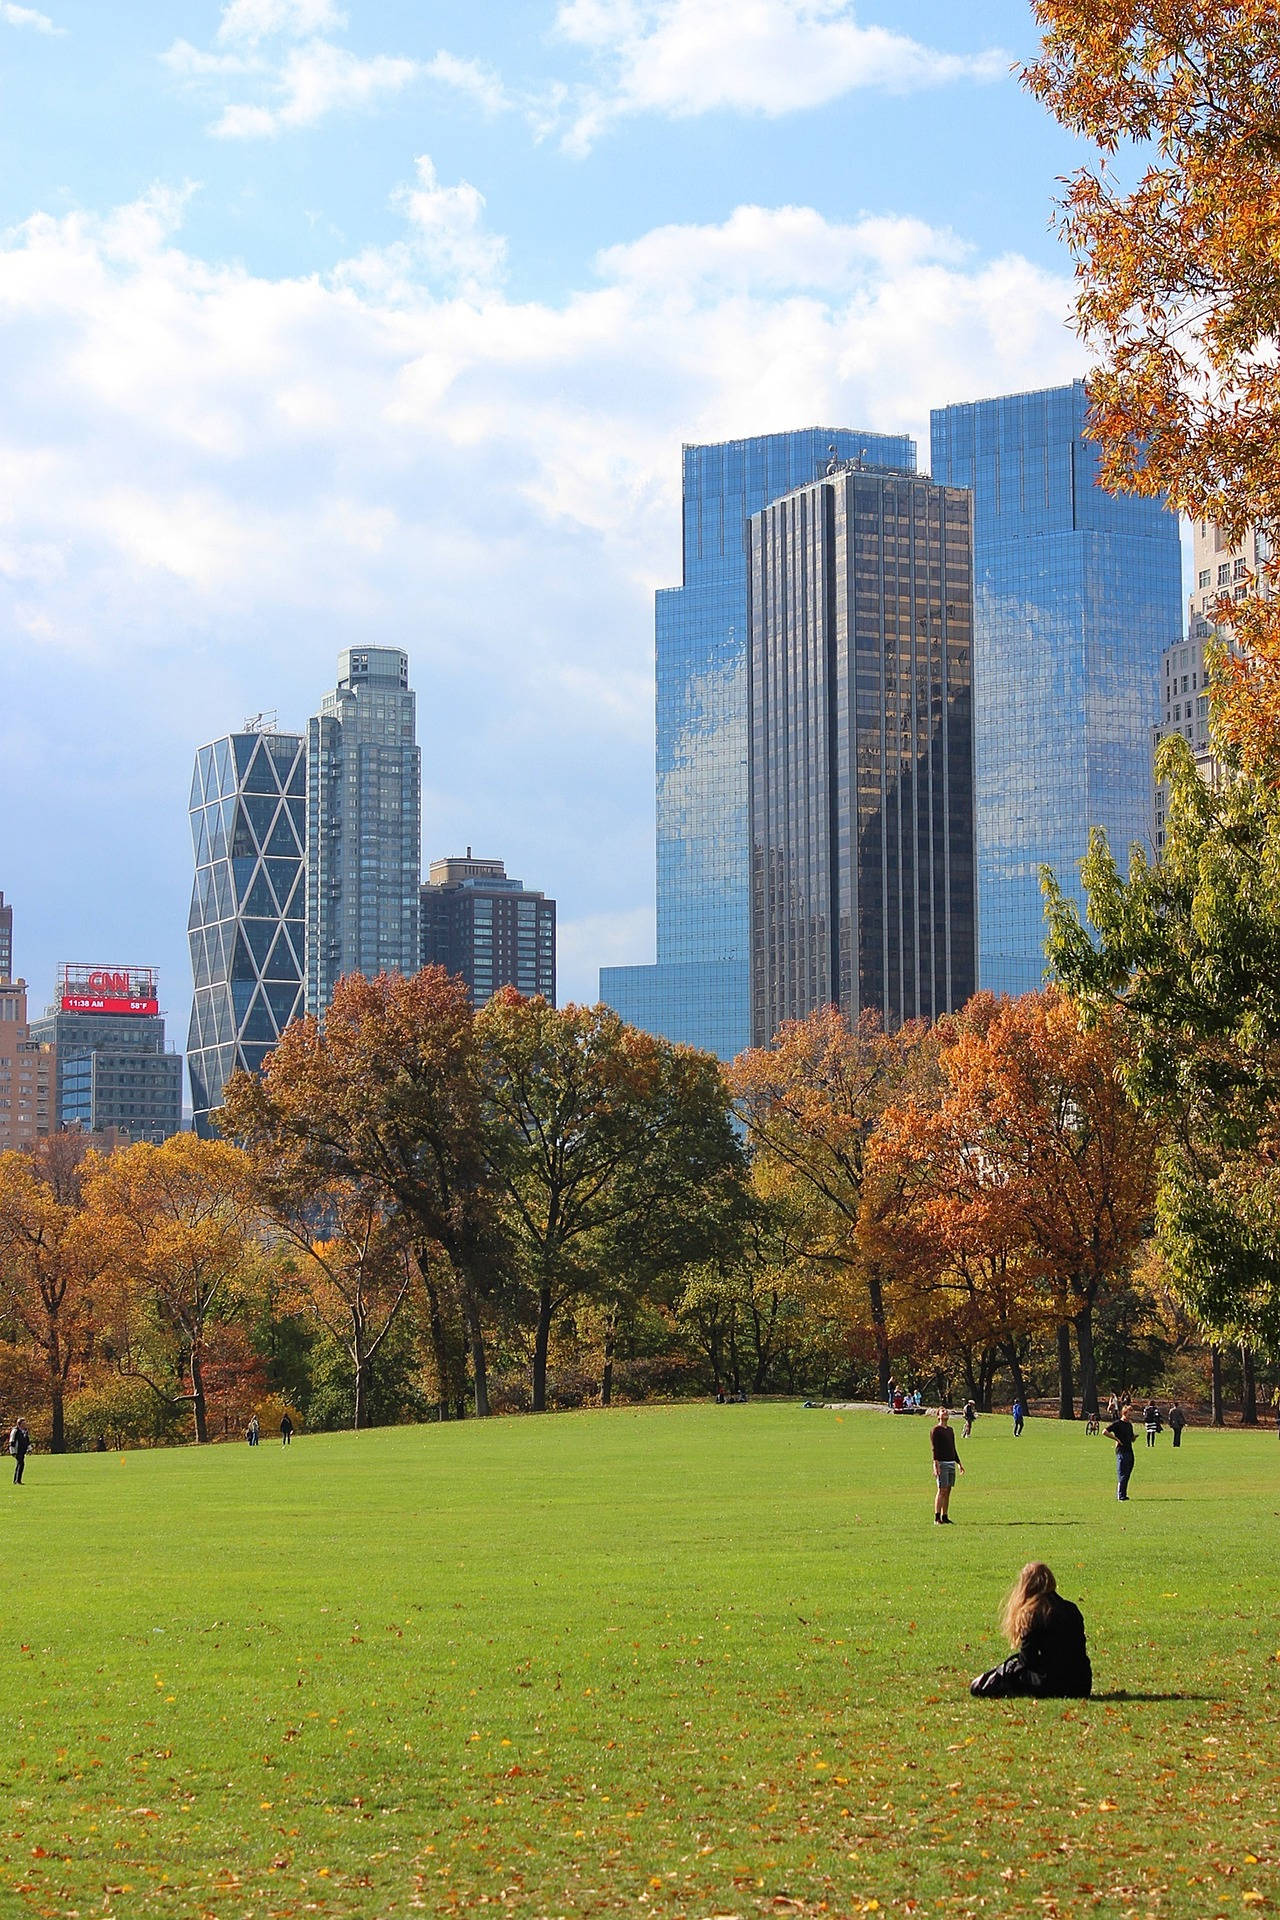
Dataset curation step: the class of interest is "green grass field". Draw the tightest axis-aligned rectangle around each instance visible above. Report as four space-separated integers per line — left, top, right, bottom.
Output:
3 1404 1278 1919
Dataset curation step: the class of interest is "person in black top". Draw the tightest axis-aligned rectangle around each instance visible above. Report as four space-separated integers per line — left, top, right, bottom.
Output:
280 1414 294 1446
962 1399 977 1439
1167 1402 1185 1448
971 1561 1092 1698
1104 1403 1136 1499
8 1419 30 1486
930 1408 964 1524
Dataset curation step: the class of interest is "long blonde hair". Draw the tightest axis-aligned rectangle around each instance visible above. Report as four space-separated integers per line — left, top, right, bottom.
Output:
1001 1561 1057 1645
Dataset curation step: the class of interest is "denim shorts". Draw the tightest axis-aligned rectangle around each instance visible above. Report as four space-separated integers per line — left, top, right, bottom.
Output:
936 1460 957 1488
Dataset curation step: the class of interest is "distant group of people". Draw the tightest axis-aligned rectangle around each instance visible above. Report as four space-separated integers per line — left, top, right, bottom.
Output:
888 1381 925 1412
246 1414 294 1445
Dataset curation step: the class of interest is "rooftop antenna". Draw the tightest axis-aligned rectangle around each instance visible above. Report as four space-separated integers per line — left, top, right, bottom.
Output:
825 443 840 476
242 709 278 734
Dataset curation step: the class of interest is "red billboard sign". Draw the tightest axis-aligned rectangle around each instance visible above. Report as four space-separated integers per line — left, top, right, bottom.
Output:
58 964 159 1018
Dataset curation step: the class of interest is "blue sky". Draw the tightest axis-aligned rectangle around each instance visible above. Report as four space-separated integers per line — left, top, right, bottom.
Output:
0 0 1098 1039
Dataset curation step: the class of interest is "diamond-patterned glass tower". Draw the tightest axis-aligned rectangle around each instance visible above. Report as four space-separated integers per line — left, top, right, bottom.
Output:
186 727 307 1136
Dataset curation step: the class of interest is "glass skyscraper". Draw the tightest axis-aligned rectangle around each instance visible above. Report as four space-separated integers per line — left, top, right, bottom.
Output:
748 464 976 1043
306 648 421 1019
186 726 307 1136
930 382 1183 995
601 426 915 1059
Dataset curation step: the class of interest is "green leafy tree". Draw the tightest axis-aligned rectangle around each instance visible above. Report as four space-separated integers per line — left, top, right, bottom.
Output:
477 991 747 1412
1046 741 1280 1353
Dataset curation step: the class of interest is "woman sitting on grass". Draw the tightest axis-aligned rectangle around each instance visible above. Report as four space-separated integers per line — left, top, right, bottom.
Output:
970 1562 1092 1699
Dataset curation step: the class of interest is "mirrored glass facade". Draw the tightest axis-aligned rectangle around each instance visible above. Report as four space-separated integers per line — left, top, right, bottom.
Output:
307 648 421 1019
748 467 976 1043
930 382 1183 996
601 426 915 1058
186 728 307 1136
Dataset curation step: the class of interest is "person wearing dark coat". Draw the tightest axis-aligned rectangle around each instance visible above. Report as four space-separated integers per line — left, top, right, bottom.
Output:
1167 1402 1186 1448
280 1414 294 1445
1104 1405 1136 1499
971 1562 1092 1699
8 1419 30 1485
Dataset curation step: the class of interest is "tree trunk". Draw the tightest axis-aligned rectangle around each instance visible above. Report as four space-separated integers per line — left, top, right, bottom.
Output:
1241 1342 1258 1425
866 1267 891 1400
532 1281 553 1413
1210 1345 1225 1427
1073 1305 1099 1418
461 1277 490 1419
600 1302 618 1407
1000 1340 1027 1408
420 1263 453 1421
190 1343 208 1444
352 1344 364 1432
47 1330 66 1455
1056 1321 1075 1420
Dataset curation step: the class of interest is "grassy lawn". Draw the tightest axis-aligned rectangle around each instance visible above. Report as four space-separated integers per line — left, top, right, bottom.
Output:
2 1403 1278 1919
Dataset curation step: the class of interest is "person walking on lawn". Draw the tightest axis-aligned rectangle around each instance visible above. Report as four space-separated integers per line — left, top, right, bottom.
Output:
962 1399 977 1439
1104 1403 1137 1500
1167 1402 1186 1449
931 1407 964 1524
8 1419 30 1485
1012 1397 1025 1437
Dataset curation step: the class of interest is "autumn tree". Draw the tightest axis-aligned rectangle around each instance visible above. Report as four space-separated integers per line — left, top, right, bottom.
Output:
264 1179 415 1431
477 991 747 1412
221 968 503 1418
0 1138 101 1451
868 1097 1047 1412
876 990 1155 1417
1024 3 1280 764
730 1008 939 1398
84 1133 259 1444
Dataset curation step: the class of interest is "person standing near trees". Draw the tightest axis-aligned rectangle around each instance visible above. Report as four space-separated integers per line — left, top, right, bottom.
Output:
8 1419 29 1485
1167 1402 1186 1449
1104 1403 1137 1501
1012 1397 1025 1438
280 1414 294 1446
962 1399 977 1439
930 1407 964 1525
1142 1400 1160 1448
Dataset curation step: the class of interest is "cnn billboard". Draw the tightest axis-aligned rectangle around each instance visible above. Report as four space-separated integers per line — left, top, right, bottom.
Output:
58 963 159 1018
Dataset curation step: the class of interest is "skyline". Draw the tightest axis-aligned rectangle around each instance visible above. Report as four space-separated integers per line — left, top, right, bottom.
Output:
2 0 1150 1033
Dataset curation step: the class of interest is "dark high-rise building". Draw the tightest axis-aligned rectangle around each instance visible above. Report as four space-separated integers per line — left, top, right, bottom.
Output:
0 892 12 982
601 426 917 1060
930 381 1182 993
186 726 307 1136
420 854 556 1007
747 461 976 1045
307 648 421 1019
30 965 183 1143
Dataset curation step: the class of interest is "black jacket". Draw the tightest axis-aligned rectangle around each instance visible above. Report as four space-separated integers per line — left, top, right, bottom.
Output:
1019 1594 1092 1698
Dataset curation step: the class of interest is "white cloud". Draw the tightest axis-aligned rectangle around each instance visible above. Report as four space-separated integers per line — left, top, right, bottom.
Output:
212 40 419 136
216 0 346 43
424 51 511 117
0 177 1080 1011
0 2 64 33
554 0 1008 150
165 1 419 138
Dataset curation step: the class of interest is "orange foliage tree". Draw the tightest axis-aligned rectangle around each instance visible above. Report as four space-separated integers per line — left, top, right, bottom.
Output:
876 990 1157 1417
729 1007 939 1398
221 968 501 1418
0 1138 102 1452
84 1133 259 1444
1023 3 1280 764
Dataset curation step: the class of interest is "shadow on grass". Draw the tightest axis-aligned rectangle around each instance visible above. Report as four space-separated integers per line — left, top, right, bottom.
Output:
1089 1691 1214 1702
